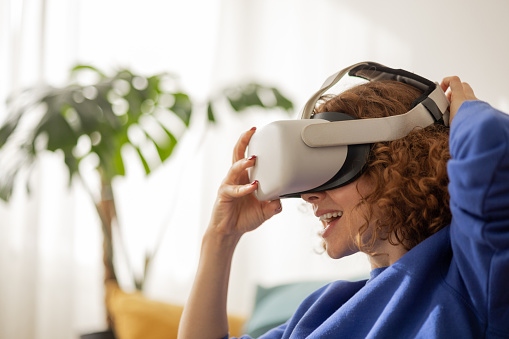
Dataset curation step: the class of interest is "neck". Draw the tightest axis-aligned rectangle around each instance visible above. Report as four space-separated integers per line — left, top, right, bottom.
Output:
367 241 408 269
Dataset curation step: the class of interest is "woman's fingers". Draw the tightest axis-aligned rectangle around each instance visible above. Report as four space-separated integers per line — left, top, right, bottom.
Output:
233 127 256 163
441 76 478 124
220 179 258 199
218 154 257 200
462 82 477 101
440 76 461 93
223 128 258 198
224 155 256 185
262 199 283 218
441 76 478 101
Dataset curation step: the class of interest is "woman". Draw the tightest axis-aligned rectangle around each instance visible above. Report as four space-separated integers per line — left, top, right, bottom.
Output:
178 74 509 338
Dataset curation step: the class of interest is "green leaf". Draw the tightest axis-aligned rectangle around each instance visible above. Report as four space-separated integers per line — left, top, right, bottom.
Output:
134 147 151 175
0 118 20 147
71 65 107 79
272 87 294 112
242 87 265 108
146 76 162 97
124 88 143 121
68 99 101 134
0 152 34 202
31 106 78 152
0 168 16 201
220 83 294 114
151 123 178 162
171 93 192 126
225 84 264 112
0 94 47 146
113 147 126 177
92 140 117 181
95 90 122 131
226 96 243 111
207 102 216 123
0 178 14 201
63 151 80 183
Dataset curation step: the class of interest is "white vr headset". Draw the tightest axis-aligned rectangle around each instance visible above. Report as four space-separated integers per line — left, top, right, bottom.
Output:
247 61 450 201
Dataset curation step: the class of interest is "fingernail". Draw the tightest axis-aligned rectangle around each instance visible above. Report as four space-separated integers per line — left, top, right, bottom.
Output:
275 205 282 213
248 155 256 161
250 180 258 186
250 126 256 131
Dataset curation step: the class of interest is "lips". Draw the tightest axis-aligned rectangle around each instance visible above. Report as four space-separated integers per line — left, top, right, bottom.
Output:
317 211 343 238
319 211 343 222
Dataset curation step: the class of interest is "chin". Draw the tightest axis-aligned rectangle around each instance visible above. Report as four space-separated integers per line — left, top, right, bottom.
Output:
327 247 352 259
326 245 357 259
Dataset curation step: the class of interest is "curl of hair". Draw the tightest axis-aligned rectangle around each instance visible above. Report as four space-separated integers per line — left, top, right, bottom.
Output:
315 80 451 252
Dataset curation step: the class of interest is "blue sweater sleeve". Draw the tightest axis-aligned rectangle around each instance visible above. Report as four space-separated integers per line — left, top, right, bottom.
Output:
448 100 509 247
447 100 509 335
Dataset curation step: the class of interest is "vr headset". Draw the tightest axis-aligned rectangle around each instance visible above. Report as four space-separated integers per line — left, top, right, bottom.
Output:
247 61 450 201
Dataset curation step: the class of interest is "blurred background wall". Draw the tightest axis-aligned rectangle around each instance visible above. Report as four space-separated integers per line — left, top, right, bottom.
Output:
0 0 508 338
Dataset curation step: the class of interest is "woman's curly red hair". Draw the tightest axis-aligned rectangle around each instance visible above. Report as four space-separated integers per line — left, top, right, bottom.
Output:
315 80 451 252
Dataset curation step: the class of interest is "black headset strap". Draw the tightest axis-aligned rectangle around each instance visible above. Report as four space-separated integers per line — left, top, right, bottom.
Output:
300 61 439 119
348 62 435 108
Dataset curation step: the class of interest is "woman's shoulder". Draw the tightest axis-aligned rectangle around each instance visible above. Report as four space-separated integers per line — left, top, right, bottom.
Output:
300 278 368 306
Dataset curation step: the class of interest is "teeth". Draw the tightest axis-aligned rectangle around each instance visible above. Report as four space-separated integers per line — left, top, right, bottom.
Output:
319 211 343 222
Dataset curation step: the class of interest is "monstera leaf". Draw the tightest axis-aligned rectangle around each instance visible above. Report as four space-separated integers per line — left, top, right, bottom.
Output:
207 82 293 123
0 66 192 200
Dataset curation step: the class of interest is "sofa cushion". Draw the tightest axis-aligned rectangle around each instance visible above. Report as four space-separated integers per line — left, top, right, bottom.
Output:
105 281 245 339
243 281 330 337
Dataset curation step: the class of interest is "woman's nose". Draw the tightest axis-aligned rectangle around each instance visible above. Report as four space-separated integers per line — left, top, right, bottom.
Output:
301 191 326 203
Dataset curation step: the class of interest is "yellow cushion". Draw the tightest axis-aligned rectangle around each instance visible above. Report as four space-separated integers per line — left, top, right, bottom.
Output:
105 281 246 339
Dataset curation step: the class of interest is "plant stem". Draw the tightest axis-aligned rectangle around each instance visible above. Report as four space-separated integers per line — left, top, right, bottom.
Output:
98 180 117 329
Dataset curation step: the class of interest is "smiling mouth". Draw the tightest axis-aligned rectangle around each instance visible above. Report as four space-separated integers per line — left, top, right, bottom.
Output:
319 212 342 237
319 211 343 224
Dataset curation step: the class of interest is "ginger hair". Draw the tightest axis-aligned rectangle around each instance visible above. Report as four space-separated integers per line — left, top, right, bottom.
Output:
315 80 451 251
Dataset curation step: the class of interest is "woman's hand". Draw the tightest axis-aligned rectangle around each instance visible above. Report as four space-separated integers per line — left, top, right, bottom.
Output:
208 127 282 239
440 76 478 124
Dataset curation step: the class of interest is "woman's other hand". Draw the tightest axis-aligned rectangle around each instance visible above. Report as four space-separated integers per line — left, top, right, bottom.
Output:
440 76 478 124
208 127 282 239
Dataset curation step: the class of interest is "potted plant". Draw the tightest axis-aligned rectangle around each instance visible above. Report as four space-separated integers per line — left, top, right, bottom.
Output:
0 65 293 336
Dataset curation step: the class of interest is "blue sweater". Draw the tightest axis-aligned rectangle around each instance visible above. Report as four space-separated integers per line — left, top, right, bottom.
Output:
230 101 509 339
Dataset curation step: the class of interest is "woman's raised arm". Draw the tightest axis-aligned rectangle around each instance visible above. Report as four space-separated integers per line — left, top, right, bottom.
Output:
177 127 282 339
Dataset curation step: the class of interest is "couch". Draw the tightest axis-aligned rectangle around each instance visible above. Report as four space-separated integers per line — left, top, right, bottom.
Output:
105 280 332 338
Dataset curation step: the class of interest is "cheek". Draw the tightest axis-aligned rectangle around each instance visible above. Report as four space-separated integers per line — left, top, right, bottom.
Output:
345 205 364 232
345 204 373 245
